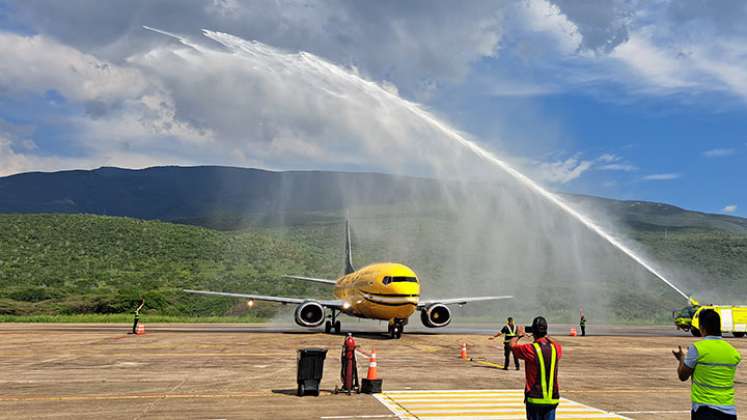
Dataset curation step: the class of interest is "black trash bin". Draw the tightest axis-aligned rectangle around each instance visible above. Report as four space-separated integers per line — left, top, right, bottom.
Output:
297 348 328 396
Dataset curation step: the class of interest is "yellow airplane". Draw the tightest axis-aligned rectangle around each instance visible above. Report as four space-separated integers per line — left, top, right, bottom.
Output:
185 221 511 338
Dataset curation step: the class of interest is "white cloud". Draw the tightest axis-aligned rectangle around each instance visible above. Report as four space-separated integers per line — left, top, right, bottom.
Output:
609 30 695 91
0 29 503 179
703 148 736 158
532 153 635 184
11 0 747 107
594 153 638 172
535 156 595 184
11 1 506 100
0 31 216 173
597 163 638 171
0 32 149 105
642 173 681 181
723 204 737 213
5 1 747 181
516 0 583 54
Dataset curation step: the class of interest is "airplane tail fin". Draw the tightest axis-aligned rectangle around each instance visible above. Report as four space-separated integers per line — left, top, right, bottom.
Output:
344 219 356 275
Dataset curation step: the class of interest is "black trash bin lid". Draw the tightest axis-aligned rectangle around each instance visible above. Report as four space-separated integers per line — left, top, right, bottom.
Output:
298 348 328 356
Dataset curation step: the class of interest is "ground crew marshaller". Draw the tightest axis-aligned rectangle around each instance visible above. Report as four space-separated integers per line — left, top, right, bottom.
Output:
132 298 145 334
490 317 520 370
579 315 586 337
511 317 562 420
672 309 741 419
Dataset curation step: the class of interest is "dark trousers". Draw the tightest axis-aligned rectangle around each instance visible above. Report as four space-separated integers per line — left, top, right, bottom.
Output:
504 343 519 369
525 403 557 420
692 406 736 420
132 317 139 334
580 325 586 336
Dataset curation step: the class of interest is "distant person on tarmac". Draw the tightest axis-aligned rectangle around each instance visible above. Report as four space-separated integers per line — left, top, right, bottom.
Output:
672 309 741 420
511 317 562 420
132 298 145 334
490 317 520 370
579 315 586 337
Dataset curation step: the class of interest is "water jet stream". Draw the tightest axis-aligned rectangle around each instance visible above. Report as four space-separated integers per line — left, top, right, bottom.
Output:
146 26 690 301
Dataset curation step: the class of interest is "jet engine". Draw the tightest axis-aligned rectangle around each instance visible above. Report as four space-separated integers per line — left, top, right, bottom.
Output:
294 301 326 327
420 303 451 328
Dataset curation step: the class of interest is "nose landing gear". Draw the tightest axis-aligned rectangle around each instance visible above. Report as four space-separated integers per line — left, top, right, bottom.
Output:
388 319 406 339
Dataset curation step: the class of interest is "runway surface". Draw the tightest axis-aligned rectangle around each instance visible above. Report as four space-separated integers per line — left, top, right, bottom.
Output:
2 322 689 337
1 323 743 419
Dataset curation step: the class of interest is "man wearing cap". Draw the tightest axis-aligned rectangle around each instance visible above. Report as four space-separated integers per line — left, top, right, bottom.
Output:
490 317 521 370
510 317 562 420
672 309 741 419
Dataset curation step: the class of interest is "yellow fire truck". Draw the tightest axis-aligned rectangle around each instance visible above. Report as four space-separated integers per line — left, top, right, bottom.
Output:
673 298 747 337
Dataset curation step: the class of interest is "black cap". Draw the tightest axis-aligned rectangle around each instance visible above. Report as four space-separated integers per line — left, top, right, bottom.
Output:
531 316 548 338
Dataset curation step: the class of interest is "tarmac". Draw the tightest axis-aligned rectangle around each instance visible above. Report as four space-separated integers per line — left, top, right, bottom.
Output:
1 323 745 419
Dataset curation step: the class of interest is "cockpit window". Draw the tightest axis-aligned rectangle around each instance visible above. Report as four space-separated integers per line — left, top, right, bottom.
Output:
382 276 418 285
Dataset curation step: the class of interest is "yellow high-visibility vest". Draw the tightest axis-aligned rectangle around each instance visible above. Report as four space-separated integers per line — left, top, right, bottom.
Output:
526 342 559 405
691 339 740 406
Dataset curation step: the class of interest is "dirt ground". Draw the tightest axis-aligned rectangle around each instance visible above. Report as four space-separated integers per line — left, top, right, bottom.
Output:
1 324 745 420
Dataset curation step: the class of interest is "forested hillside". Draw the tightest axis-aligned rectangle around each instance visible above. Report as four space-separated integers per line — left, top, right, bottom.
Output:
0 214 328 317
1 213 745 322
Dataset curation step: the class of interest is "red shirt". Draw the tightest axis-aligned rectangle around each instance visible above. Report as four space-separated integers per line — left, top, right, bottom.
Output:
512 337 562 394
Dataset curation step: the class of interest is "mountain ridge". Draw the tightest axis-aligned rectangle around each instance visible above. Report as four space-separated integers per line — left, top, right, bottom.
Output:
1 165 744 233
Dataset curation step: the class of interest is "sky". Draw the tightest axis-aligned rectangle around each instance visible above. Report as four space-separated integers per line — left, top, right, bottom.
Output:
0 0 745 216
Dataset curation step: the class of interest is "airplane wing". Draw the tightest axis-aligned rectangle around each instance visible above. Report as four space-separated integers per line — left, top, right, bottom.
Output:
418 295 513 308
283 275 337 285
183 289 343 308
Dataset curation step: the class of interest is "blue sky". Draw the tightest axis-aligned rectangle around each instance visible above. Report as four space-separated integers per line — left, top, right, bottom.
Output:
0 1 745 216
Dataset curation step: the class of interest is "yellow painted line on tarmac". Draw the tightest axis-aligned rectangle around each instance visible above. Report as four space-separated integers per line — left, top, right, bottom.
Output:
374 390 632 420
415 414 619 419
390 396 525 401
614 411 690 415
401 401 586 408
385 390 524 394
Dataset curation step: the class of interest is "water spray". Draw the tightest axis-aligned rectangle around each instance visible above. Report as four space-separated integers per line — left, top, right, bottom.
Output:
144 26 690 301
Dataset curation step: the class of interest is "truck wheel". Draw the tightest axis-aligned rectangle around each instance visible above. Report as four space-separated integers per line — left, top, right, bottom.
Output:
691 327 701 337
325 321 332 334
333 320 341 333
733 332 745 338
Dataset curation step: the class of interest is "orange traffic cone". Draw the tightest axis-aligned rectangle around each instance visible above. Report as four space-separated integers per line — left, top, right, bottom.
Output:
569 327 577 337
361 347 383 394
136 323 145 335
366 348 378 380
460 343 468 360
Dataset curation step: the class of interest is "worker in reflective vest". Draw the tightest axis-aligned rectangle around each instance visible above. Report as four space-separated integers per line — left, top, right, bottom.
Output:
673 309 741 419
132 298 144 334
490 316 520 370
511 316 562 420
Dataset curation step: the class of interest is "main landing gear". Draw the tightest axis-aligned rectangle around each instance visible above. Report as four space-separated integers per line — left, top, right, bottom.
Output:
325 309 342 334
388 319 406 339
